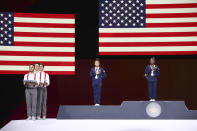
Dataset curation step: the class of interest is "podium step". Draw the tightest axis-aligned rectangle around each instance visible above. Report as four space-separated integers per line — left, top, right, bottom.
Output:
57 101 197 119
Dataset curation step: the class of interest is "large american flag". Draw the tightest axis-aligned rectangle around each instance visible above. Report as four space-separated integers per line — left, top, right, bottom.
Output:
99 0 197 55
0 12 75 75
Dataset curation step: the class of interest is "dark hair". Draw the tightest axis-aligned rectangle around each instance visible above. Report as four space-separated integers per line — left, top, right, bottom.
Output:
40 63 45 67
95 58 100 62
34 63 40 66
29 64 35 67
150 57 156 61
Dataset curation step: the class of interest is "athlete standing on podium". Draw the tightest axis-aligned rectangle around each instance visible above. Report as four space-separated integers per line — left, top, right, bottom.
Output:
145 57 160 102
90 58 107 106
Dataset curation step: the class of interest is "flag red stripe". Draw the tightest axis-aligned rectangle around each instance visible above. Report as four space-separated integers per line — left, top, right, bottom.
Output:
14 12 75 19
14 32 75 38
99 42 197 47
146 3 197 9
0 51 75 56
0 61 75 66
0 70 75 75
99 51 197 55
14 22 75 28
14 42 75 47
99 32 197 37
146 13 197 18
146 22 197 27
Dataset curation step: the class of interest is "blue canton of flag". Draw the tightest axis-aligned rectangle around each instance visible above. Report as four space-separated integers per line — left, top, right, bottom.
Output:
99 0 146 28
0 12 14 46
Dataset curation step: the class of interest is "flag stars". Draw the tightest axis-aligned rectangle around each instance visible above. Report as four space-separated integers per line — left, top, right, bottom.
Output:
8 28 12 31
8 41 12 44
8 14 12 17
0 27 3 30
4 37 8 41
0 21 3 23
0 14 3 17
4 24 8 27
0 34 3 37
0 41 3 44
99 0 145 28
4 17 8 20
8 21 11 24
8 34 12 37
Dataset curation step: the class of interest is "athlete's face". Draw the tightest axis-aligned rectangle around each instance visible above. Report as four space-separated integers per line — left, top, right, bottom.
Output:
150 58 155 65
29 65 34 72
34 64 40 71
95 61 100 67
39 65 44 71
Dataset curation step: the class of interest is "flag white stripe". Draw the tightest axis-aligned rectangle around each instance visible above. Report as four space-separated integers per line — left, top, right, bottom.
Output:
146 8 197 14
99 27 197 33
0 65 75 71
14 17 75 24
14 37 75 43
0 56 74 62
0 46 74 52
146 18 197 23
14 27 75 33
99 37 197 42
99 46 197 52
146 0 197 4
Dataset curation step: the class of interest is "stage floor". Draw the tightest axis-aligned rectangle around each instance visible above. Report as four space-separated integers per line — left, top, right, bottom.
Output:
1 119 197 131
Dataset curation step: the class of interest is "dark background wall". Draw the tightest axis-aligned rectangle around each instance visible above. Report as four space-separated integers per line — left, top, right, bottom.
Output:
1 0 197 128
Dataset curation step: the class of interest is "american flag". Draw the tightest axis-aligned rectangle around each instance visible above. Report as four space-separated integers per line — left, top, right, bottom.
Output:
0 12 75 75
99 0 197 55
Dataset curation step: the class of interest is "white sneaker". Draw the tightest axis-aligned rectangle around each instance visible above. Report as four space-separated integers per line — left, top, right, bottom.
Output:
37 116 41 120
32 116 36 120
149 99 153 101
26 116 32 120
152 99 156 101
95 104 100 106
42 116 46 120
